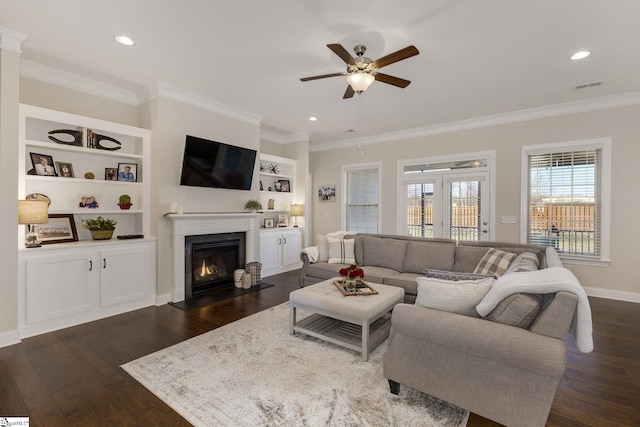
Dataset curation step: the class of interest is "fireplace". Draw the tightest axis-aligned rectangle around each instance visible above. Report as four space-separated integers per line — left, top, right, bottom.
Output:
185 232 246 299
167 212 259 303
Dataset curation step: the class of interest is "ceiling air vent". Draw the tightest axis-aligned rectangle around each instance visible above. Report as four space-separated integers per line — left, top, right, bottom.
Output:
575 81 603 90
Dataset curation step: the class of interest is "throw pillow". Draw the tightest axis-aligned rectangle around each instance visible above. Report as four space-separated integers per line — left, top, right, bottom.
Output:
504 251 540 275
327 237 356 264
424 269 495 281
473 248 516 277
415 276 494 317
484 293 542 329
316 234 330 262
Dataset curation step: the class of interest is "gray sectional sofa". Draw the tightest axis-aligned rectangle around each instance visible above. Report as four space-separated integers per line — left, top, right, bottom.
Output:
299 233 586 427
299 233 559 301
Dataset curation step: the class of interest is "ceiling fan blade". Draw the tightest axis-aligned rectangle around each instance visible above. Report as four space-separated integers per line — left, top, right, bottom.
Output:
343 85 355 99
373 45 419 69
327 44 356 65
300 72 344 82
375 73 411 88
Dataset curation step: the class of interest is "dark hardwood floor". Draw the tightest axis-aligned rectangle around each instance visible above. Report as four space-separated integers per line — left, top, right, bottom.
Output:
1 269 638 426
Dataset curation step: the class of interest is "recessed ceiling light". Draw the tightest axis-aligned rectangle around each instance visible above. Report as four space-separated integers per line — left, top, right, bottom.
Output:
571 51 590 60
114 35 135 46
308 116 318 121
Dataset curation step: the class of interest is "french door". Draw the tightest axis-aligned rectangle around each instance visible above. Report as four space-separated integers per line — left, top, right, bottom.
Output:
404 171 490 241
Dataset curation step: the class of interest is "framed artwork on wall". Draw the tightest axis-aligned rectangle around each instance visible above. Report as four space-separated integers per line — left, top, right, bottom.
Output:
318 185 336 201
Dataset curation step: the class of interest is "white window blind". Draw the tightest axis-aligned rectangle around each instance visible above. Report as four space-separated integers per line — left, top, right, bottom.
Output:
527 149 601 258
405 183 434 237
345 166 379 233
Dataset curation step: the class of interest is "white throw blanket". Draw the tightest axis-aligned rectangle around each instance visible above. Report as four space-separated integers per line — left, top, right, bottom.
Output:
476 267 593 353
301 245 319 263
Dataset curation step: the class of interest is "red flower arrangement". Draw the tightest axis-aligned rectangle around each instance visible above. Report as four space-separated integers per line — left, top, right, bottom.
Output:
339 264 364 281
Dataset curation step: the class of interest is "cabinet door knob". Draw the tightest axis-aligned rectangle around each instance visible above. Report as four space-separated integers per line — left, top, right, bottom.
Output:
278 238 282 245
283 237 287 244
103 258 107 269
89 260 93 271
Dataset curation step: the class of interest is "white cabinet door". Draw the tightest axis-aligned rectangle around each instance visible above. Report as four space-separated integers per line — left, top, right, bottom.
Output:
281 229 302 266
100 243 153 307
260 232 282 273
26 251 97 324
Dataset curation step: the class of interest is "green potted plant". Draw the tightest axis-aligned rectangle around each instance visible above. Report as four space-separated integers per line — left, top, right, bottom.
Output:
81 216 117 240
117 194 133 210
244 199 262 212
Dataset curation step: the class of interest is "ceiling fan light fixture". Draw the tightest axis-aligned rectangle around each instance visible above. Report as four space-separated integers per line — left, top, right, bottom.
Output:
346 72 375 92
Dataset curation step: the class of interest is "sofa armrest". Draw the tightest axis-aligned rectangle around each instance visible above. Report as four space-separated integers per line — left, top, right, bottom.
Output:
299 250 313 287
389 303 566 375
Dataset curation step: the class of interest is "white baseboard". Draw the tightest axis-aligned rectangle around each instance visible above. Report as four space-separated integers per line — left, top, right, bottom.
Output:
584 286 640 303
156 293 173 306
0 329 21 349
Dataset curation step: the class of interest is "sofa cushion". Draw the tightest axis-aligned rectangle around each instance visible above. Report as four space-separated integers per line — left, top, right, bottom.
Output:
383 272 421 296
424 269 495 281
316 234 330 262
305 262 348 281
402 240 456 273
328 237 356 264
452 245 492 272
361 235 408 272
504 251 540 274
473 248 516 276
415 276 494 317
484 293 543 329
360 266 398 285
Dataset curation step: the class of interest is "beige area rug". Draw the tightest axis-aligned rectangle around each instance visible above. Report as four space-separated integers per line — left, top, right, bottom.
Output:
122 302 469 427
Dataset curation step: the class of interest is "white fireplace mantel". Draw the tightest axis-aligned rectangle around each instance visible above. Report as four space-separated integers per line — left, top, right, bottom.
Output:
166 212 261 302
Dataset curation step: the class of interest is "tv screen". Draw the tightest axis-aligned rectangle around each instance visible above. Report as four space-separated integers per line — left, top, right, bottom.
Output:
180 135 257 190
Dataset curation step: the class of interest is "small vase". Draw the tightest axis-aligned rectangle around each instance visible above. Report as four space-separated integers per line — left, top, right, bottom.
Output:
234 269 245 288
344 278 357 291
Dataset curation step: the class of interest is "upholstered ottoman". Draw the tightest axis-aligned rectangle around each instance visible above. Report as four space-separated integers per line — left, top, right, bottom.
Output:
289 278 404 361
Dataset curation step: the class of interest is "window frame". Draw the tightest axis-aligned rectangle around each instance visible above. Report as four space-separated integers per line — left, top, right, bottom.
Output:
520 138 611 266
342 162 382 233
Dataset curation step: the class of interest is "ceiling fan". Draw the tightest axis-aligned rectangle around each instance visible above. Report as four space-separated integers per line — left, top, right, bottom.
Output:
300 43 419 99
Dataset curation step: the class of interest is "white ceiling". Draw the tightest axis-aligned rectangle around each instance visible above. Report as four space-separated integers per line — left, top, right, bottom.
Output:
2 0 640 147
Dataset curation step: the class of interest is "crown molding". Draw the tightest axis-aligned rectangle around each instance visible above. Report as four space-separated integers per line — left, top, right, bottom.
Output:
310 90 640 152
20 59 139 105
0 26 28 53
141 81 262 126
260 129 310 144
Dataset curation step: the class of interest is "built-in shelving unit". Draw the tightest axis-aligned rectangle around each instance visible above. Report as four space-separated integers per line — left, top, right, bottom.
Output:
18 104 151 243
258 153 296 217
17 104 156 339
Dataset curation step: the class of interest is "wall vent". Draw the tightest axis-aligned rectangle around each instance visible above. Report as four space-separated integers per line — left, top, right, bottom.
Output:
575 81 603 90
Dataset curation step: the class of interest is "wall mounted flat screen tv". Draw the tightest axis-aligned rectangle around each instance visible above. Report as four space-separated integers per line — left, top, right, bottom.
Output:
180 135 257 190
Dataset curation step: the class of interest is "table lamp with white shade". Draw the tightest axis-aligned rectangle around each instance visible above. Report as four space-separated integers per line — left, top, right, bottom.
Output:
290 204 304 228
18 199 49 248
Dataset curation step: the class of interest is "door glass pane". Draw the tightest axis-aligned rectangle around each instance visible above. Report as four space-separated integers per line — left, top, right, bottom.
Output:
406 183 434 237
448 180 482 241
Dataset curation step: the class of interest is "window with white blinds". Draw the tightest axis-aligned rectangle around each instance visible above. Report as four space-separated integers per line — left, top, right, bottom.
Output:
344 165 380 233
524 139 610 262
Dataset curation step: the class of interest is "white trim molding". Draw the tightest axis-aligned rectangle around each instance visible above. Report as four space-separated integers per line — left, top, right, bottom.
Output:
0 26 28 53
310 91 640 153
584 287 640 304
141 81 262 126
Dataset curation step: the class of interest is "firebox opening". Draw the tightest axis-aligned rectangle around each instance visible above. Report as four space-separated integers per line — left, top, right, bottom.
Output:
185 232 245 299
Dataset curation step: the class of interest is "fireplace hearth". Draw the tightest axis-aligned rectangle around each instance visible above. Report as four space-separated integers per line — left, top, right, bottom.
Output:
185 232 245 300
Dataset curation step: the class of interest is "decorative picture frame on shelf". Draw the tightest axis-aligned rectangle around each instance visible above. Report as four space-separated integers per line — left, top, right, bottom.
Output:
78 195 100 209
117 163 137 182
274 181 282 192
105 167 118 181
278 179 290 192
55 161 75 178
318 185 336 201
35 214 78 244
277 214 289 227
29 152 57 177
264 218 274 228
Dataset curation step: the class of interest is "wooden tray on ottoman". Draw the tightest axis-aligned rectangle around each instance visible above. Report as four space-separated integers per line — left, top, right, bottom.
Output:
333 279 379 296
